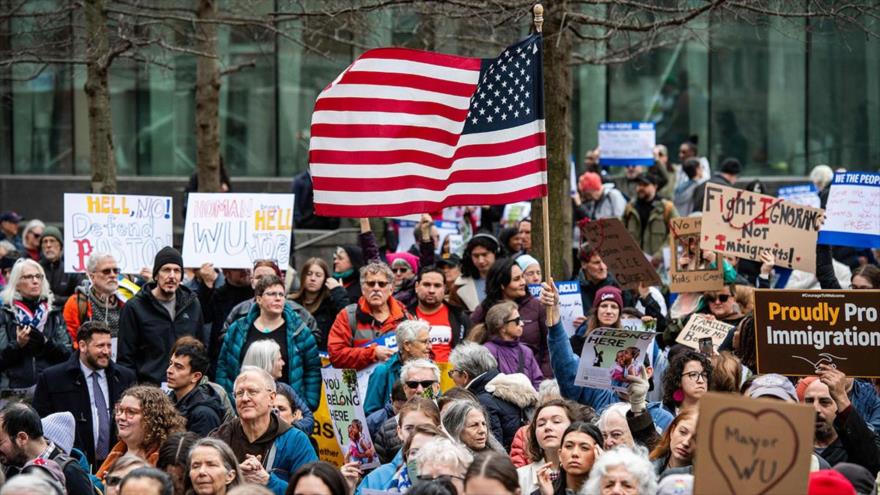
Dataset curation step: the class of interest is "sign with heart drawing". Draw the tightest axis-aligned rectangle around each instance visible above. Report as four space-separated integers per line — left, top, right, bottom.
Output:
694 393 813 495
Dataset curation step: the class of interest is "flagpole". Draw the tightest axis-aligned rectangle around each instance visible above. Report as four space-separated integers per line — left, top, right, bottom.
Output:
533 4 551 282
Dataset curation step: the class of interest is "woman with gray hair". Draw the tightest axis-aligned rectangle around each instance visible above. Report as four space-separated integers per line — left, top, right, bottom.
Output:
448 341 537 450
441 400 505 455
412 436 474 494
185 437 244 495
242 340 315 434
365 319 433 416
582 445 656 495
0 258 71 396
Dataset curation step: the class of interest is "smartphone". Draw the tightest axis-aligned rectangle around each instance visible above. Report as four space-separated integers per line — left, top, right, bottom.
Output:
698 337 713 356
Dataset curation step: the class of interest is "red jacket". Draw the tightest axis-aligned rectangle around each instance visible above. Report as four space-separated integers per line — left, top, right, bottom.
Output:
327 296 411 370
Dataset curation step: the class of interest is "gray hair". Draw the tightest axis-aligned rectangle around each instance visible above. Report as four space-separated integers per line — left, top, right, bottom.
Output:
538 379 560 402
86 252 117 274
1 258 52 307
188 438 243 491
396 320 429 347
359 261 393 284
449 341 496 378
440 400 504 453
235 366 277 392
242 340 282 376
597 402 631 433
22 220 45 241
412 437 473 476
0 240 15 255
401 358 440 382
809 164 834 190
106 453 149 476
582 445 656 495
0 473 62 495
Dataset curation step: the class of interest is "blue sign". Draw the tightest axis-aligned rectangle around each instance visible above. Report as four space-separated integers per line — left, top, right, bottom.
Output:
598 122 656 167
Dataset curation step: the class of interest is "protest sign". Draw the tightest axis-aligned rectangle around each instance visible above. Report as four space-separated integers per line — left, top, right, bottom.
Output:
321 368 380 469
182 193 294 269
574 327 656 392
396 219 459 253
699 183 824 272
528 282 584 337
311 383 344 466
581 218 661 290
753 289 880 377
818 172 880 249
668 217 724 293
598 122 655 166
694 392 812 495
620 318 645 332
501 202 531 227
63 193 173 274
675 313 735 353
776 183 820 209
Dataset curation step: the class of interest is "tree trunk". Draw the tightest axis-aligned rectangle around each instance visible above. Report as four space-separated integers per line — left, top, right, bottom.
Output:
195 0 221 192
83 0 116 193
532 1 573 280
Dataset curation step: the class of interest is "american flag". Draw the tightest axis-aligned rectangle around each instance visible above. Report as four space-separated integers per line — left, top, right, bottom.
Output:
308 34 547 217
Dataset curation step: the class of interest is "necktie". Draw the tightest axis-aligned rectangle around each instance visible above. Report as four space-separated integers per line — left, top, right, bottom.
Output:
91 372 110 460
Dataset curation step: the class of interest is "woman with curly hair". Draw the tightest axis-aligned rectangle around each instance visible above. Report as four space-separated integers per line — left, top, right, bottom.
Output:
661 350 712 415
97 385 186 481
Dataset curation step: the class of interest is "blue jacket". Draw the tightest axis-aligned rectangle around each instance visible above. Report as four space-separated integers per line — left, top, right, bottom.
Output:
217 303 322 410
364 353 402 416
548 320 672 432
356 449 403 495
367 401 395 438
851 379 880 434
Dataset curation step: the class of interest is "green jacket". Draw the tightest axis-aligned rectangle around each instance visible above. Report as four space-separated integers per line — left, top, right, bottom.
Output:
622 197 678 258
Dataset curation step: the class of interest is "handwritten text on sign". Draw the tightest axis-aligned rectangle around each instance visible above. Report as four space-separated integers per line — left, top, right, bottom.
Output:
818 172 880 249
182 193 294 269
700 184 824 272
598 122 656 166
528 282 584 337
582 218 662 290
63 194 173 274
676 313 734 352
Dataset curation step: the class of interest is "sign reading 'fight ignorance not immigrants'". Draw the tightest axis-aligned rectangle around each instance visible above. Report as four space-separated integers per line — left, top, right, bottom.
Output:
700 184 824 272
754 290 880 378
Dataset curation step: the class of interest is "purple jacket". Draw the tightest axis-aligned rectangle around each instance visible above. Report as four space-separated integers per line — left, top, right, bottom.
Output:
484 338 543 390
472 296 551 377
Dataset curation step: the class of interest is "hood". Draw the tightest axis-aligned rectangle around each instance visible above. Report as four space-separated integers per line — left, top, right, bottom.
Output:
174 383 226 419
485 372 538 408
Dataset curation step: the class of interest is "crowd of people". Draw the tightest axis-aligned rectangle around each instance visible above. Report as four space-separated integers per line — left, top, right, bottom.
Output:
0 142 877 495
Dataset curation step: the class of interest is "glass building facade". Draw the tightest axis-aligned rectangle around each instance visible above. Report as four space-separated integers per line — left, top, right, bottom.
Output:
0 10 877 178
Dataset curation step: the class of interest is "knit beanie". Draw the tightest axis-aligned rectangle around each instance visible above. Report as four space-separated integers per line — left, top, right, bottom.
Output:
834 463 877 495
593 285 623 310
515 254 540 273
341 245 365 270
41 412 75 455
809 469 856 495
41 226 63 245
796 376 819 402
387 252 418 273
153 246 183 279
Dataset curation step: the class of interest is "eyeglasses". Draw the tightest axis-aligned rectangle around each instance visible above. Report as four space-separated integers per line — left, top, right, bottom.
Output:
27 231 42 238
233 388 272 399
505 316 522 326
363 280 389 288
21 274 44 282
392 267 411 274
261 291 286 299
114 406 143 418
681 371 709 382
704 294 730 303
98 267 120 276
405 380 437 389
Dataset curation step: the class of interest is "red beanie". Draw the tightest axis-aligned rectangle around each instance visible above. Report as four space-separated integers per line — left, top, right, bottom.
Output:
593 285 623 310
578 172 603 193
796 376 819 402
808 469 855 495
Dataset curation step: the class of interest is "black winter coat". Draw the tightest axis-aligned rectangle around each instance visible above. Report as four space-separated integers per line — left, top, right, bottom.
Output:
0 303 71 390
467 369 536 450
171 383 226 436
301 286 350 352
374 415 402 465
117 283 205 384
33 353 136 467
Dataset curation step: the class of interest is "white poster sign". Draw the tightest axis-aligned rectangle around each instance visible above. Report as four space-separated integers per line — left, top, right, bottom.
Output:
598 122 656 166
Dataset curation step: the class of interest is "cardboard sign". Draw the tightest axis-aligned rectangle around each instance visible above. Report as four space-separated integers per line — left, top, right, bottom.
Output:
582 218 662 290
818 172 880 249
598 122 655 166
574 327 656 392
321 368 380 469
528 281 584 337
668 217 724 293
63 193 173 274
753 289 880 377
694 392 813 495
777 183 820 209
700 183 824 272
675 313 735 352
182 193 294 269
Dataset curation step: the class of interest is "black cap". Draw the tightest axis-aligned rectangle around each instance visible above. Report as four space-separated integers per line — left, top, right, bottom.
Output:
634 172 657 186
152 246 183 279
720 158 742 175
0 211 22 223
436 253 461 267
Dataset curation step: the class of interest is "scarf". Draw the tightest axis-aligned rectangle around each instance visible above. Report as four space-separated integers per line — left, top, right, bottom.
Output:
333 268 354 280
389 465 412 492
88 289 121 336
12 298 49 332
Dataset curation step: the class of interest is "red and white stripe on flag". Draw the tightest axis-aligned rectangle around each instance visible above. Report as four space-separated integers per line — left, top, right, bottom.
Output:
308 36 547 217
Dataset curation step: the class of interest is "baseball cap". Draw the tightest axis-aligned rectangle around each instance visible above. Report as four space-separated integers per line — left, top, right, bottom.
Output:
0 211 22 223
436 253 461 267
746 374 798 402
634 172 657 186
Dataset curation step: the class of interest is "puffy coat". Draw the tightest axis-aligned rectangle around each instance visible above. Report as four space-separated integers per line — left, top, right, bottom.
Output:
217 303 322 411
0 301 71 390
117 282 205 384
356 450 403 495
509 425 530 467
327 297 411 371
467 369 537 450
374 414 402 465
222 299 318 351
483 339 543 390
472 296 550 376
170 383 226 436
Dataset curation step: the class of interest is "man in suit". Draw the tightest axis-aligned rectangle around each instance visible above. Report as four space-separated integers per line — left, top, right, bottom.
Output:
33 321 136 470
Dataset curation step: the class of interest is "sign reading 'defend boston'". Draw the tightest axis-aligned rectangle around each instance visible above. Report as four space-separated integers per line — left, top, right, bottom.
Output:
754 290 880 378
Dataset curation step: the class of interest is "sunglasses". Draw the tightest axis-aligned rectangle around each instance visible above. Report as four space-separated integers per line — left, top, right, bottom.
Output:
505 316 522 325
364 280 389 288
99 267 120 275
405 380 436 389
392 267 411 274
704 294 730 303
